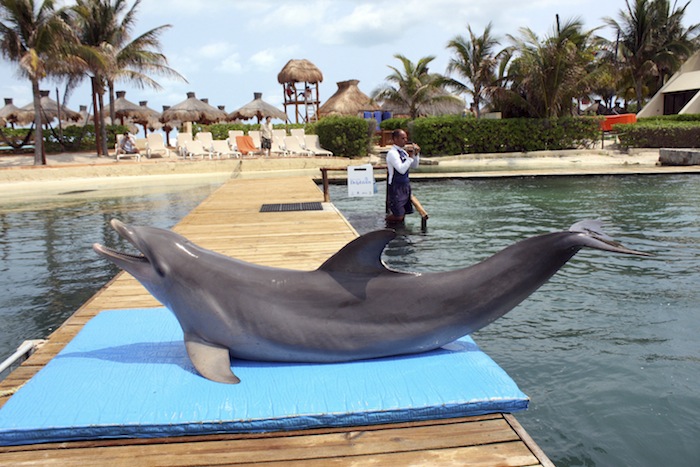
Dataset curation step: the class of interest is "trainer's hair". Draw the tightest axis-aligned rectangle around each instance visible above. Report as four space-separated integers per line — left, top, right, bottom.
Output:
391 129 405 140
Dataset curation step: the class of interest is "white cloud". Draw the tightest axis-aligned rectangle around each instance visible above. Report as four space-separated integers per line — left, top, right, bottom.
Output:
198 42 235 59
216 53 244 75
250 49 277 69
250 45 300 70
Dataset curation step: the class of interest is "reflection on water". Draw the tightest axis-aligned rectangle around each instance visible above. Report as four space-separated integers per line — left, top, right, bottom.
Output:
329 175 700 467
0 180 224 366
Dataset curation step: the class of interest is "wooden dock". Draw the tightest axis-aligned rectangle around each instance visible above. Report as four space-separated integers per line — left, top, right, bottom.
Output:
0 176 553 466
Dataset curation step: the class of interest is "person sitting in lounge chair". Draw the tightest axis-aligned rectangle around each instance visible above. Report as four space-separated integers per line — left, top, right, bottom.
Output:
118 132 139 155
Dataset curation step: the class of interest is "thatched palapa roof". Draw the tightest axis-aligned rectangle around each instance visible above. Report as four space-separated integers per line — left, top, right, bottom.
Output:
20 90 81 123
107 91 151 125
135 101 162 131
318 80 379 117
229 92 288 122
160 92 227 124
277 59 323 84
0 98 32 126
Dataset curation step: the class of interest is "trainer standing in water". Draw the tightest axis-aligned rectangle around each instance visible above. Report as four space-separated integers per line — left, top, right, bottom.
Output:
386 129 420 223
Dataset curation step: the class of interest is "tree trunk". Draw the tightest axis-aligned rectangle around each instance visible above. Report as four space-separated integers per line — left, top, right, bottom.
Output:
31 79 45 166
91 77 103 156
635 76 644 110
98 90 108 156
108 81 115 123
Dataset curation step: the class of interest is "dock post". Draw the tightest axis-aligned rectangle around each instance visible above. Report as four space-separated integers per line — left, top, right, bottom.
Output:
321 168 330 202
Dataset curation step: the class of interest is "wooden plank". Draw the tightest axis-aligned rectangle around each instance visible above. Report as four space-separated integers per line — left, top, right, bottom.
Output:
0 176 551 466
0 417 538 466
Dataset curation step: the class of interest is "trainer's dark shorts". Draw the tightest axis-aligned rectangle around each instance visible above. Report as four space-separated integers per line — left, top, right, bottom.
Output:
388 182 414 217
261 137 272 149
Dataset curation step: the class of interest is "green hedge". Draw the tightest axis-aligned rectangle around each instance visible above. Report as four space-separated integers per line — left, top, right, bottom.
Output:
379 117 411 132
616 120 700 148
315 116 373 158
410 116 601 156
638 114 700 123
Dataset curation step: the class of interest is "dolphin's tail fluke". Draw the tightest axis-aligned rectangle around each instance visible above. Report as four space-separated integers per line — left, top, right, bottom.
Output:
569 220 652 256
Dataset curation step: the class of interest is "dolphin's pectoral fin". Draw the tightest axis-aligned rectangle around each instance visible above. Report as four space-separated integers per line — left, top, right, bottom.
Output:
318 229 400 275
184 334 240 384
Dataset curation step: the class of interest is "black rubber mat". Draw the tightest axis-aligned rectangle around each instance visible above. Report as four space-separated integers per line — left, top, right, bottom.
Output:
259 202 323 212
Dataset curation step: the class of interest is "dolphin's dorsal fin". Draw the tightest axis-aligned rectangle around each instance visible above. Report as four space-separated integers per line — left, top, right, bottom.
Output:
185 334 241 384
318 229 396 275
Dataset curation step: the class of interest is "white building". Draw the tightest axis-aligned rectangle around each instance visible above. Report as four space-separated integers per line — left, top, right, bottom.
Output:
638 50 700 117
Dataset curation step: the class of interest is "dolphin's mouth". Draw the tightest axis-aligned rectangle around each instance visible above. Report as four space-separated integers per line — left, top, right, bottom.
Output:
93 219 151 268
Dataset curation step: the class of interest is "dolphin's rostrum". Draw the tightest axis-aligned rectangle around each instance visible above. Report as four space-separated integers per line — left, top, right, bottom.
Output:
93 219 648 384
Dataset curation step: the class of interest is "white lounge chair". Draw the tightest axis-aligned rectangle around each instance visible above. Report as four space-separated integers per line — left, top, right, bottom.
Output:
247 130 261 149
115 134 141 162
290 128 306 144
272 129 289 156
146 133 171 159
228 130 244 141
176 133 192 158
195 131 214 151
235 135 263 157
185 140 213 160
284 135 313 156
135 138 148 154
304 134 333 156
211 139 241 159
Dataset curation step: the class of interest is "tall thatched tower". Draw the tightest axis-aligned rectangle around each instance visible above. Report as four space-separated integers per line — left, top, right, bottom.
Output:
277 59 323 123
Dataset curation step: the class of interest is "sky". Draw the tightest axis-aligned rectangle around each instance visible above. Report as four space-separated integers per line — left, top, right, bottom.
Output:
1 0 699 121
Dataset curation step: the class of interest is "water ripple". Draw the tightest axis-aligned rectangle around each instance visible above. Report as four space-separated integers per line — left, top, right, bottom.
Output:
331 174 700 467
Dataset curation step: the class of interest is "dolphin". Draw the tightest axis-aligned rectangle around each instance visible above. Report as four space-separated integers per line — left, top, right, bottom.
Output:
93 219 648 384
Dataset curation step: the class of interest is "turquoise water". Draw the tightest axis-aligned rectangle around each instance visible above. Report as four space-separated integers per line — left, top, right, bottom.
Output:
1 174 697 466
0 180 224 367
329 175 700 467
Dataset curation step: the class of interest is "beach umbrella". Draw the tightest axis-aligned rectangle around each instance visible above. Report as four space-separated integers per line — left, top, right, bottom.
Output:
106 91 150 126
160 92 228 126
129 100 162 136
20 90 81 123
160 105 180 147
77 105 93 124
318 80 379 117
228 92 288 122
0 98 32 127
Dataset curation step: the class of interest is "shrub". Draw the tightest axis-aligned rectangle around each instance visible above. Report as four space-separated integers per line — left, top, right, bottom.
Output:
410 116 600 156
616 120 700 148
379 117 411 132
315 116 373 158
41 124 129 152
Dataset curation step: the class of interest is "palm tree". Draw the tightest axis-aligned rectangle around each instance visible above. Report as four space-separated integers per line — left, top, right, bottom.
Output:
0 0 81 165
603 0 698 109
647 0 699 91
506 17 601 118
372 54 460 119
442 22 500 117
69 0 182 156
104 26 185 122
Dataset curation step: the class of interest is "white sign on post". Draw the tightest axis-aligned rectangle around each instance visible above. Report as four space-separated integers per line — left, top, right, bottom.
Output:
347 164 375 197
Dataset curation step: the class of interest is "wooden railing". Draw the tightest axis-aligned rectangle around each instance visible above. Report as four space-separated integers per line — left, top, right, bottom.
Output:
319 166 429 231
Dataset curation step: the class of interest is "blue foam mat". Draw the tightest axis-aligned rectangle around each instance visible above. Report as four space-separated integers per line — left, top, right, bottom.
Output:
0 308 528 446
